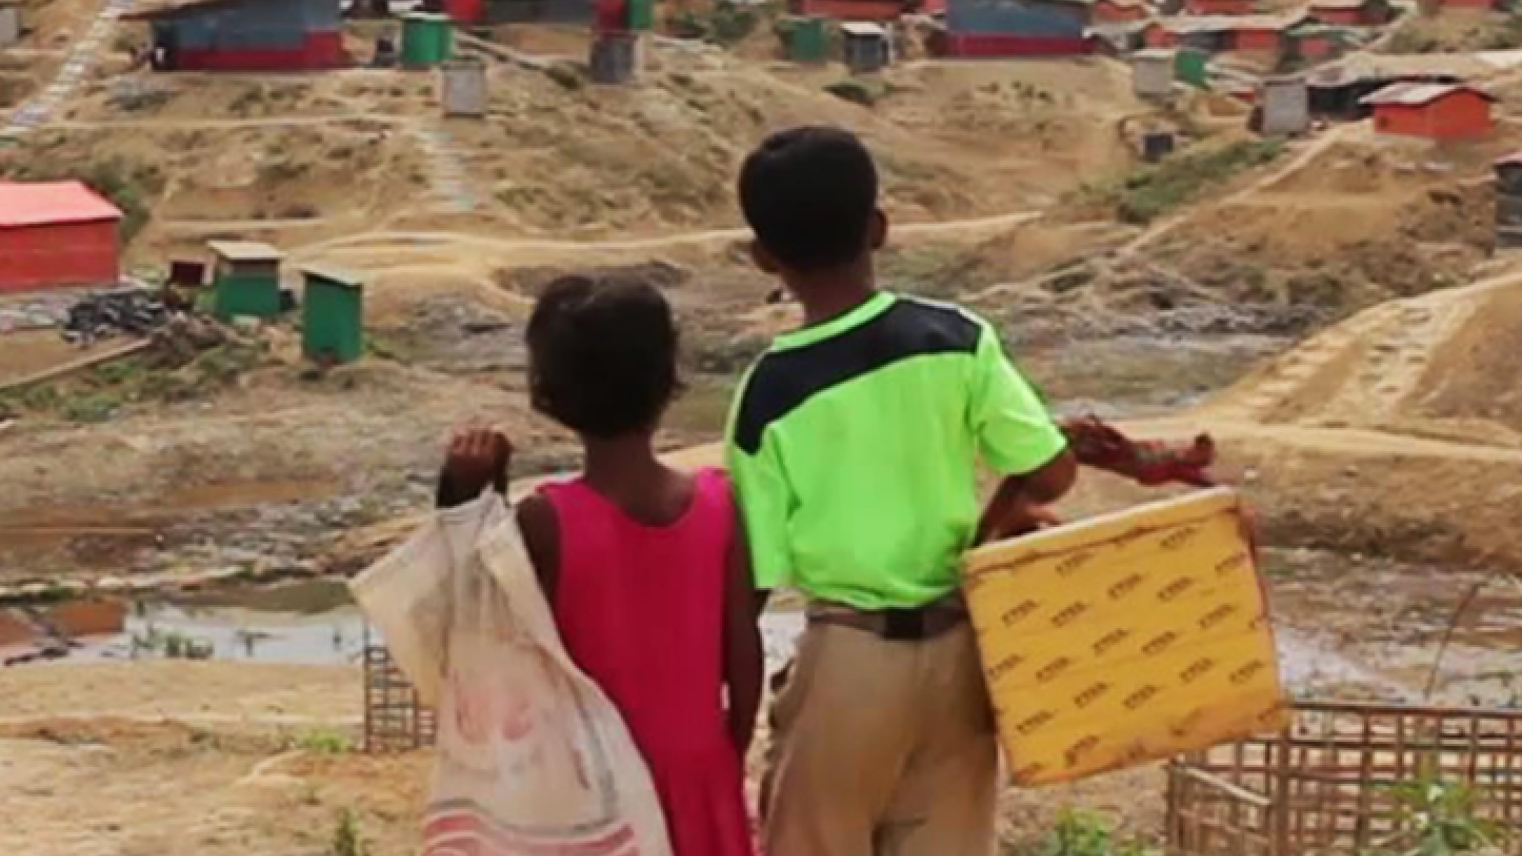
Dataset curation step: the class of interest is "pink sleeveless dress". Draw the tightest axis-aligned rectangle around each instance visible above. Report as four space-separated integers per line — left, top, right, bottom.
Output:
538 469 755 856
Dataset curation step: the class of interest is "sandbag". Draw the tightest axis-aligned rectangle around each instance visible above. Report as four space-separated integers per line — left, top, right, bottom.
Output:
350 494 675 856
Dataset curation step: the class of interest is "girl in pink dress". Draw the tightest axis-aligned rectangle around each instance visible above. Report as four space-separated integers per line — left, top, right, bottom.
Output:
439 274 763 856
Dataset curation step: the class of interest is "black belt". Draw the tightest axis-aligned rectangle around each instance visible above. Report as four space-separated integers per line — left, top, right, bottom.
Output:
806 596 968 642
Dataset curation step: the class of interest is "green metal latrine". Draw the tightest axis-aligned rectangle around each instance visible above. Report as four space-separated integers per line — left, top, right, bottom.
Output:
788 16 829 63
301 266 365 365
627 0 654 31
401 13 453 69
210 241 284 321
1174 47 1209 89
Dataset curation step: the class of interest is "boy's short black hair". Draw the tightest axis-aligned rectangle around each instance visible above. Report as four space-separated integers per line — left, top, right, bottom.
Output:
526 275 679 439
739 126 879 272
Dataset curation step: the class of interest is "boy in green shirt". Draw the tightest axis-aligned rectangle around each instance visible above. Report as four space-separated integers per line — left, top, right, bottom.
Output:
728 127 1077 856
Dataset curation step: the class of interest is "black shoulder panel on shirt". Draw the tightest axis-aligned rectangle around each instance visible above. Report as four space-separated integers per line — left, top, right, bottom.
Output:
732 298 981 455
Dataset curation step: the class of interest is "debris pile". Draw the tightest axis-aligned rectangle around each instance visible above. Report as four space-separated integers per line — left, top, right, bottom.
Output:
61 288 170 346
149 314 230 367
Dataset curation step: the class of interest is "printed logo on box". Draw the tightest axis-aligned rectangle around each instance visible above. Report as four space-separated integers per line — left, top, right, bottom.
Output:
1197 603 1238 631
1073 682 1111 709
1050 601 1090 628
1036 656 1074 683
1064 734 1102 768
1055 550 1099 577
1123 684 1161 711
987 653 1025 682
1001 599 1040 626
1156 576 1196 602
1229 660 1268 685
1141 630 1179 656
1015 709 1055 735
1179 657 1216 684
1108 572 1144 601
1215 552 1250 576
1092 627 1131 656
1160 526 1201 551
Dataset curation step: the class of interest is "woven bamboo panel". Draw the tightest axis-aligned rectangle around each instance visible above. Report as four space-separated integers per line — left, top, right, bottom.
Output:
1169 701 1522 856
964 488 1288 786
362 625 436 752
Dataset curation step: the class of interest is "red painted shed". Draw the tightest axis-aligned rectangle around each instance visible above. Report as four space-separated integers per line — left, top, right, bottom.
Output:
125 0 343 72
0 182 122 293
1361 82 1494 140
1143 20 1177 46
1234 24 1281 51
1092 0 1147 22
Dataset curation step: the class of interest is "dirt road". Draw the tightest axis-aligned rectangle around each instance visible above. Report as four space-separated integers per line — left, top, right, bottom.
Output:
293 211 1044 258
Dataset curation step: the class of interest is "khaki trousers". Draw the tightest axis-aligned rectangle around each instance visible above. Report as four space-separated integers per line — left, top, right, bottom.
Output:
763 621 999 856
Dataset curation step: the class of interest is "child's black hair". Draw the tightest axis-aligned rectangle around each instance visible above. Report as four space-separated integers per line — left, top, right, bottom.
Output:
526 274 680 439
738 126 879 272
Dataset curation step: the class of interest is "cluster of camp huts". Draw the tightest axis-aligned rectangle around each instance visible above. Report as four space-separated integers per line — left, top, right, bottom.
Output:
774 0 1402 60
122 0 652 81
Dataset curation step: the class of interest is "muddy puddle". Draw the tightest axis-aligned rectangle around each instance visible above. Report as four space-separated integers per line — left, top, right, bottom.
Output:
0 580 808 673
1264 548 1522 707
6 552 1517 712
0 580 366 667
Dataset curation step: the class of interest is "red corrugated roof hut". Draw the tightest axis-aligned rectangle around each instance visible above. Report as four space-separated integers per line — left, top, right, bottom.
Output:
1361 82 1494 140
0 182 123 293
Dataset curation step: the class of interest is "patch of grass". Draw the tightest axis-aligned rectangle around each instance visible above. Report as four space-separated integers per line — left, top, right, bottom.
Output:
257 159 309 185
1016 808 1159 856
1481 13 1522 49
1385 21 1441 53
292 727 354 754
79 160 164 244
1096 141 1283 225
63 392 121 423
1367 765 1510 856
131 627 214 659
331 809 371 856
109 86 174 113
824 77 886 107
545 62 584 91
193 342 265 386
1286 271 1346 307
228 86 268 115
3 342 265 422
669 0 773 44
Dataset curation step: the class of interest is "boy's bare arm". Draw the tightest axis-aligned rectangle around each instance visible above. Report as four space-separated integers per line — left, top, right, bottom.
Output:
976 449 1077 545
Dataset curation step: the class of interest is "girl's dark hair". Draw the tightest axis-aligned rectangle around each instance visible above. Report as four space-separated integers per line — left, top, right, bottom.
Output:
526 274 680 439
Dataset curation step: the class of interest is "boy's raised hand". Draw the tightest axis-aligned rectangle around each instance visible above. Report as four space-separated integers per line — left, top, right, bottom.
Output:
436 429 513 508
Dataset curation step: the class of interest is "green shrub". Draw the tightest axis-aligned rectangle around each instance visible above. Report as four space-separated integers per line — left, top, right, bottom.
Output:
1368 766 1510 856
293 727 354 754
824 78 884 107
670 1 770 44
1032 809 1159 856
331 809 370 856
1109 141 1282 224
545 63 584 91
80 160 163 244
63 393 120 423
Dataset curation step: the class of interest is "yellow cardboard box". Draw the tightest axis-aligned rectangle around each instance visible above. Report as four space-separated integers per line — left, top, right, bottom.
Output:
962 487 1288 786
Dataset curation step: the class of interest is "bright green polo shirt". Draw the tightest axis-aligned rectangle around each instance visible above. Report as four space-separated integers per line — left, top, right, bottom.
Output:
725 292 1067 610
